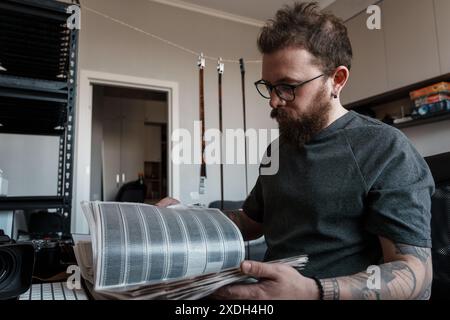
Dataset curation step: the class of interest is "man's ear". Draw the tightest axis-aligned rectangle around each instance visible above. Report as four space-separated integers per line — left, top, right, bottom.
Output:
331 66 349 98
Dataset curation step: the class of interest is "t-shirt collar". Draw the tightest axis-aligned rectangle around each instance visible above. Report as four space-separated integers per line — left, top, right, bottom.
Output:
311 110 356 141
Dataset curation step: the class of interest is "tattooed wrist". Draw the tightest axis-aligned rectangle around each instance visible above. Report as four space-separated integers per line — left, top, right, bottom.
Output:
319 244 432 300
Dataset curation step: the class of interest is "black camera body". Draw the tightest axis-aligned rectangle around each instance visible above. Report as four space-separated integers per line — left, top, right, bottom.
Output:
0 231 35 300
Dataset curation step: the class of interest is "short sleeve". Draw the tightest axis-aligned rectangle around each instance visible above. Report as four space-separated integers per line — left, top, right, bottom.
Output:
242 176 265 223
364 135 435 248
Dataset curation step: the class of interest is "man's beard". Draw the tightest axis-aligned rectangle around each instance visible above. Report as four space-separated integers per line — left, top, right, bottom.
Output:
271 88 332 147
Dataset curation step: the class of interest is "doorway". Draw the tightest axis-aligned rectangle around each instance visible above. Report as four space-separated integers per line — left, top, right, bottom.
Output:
90 85 168 204
74 70 179 234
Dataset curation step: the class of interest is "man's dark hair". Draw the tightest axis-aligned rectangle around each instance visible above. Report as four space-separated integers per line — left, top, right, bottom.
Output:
257 2 352 75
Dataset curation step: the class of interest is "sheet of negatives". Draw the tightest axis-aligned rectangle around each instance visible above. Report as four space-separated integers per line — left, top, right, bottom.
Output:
92 202 245 289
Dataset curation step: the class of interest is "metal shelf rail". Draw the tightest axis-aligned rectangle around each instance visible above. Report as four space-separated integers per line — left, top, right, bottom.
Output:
0 0 79 235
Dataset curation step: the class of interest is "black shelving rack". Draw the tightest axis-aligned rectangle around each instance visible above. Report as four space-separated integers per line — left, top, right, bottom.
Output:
0 0 79 236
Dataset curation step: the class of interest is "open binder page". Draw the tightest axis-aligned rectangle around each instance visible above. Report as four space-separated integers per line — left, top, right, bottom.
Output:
81 201 245 289
78 201 308 300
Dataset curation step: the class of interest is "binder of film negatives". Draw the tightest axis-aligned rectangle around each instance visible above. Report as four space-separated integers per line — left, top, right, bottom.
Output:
76 201 308 300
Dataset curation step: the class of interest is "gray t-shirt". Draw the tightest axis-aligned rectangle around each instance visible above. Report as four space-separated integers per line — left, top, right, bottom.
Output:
243 110 435 278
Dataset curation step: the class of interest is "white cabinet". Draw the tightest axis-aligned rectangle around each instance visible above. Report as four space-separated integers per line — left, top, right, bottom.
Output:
342 11 388 105
95 92 168 202
120 116 145 190
382 0 440 89
102 118 122 201
434 0 450 74
101 98 146 201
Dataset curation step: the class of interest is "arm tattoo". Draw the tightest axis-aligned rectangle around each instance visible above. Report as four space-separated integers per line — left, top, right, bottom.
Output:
380 261 416 299
394 244 432 300
319 244 432 300
394 244 431 263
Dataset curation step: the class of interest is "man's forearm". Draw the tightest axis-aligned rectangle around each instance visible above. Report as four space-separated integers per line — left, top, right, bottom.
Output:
319 246 433 300
224 210 263 241
225 210 246 235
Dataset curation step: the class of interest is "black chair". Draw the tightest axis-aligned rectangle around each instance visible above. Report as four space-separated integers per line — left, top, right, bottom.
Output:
208 200 244 211
424 152 450 300
115 178 147 203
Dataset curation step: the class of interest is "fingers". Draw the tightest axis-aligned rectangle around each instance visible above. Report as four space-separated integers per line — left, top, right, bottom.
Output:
212 262 289 299
240 260 280 280
155 197 180 207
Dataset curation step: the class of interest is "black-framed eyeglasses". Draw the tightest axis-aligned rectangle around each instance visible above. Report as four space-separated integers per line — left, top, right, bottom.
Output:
254 74 325 102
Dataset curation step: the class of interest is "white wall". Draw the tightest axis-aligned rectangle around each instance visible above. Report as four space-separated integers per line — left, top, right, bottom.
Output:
74 0 273 214
0 134 59 196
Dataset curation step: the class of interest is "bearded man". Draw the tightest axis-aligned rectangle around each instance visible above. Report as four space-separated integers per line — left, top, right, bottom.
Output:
158 2 435 300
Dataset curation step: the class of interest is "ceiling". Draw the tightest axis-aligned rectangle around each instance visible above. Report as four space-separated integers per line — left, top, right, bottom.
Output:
176 0 335 22
150 0 379 26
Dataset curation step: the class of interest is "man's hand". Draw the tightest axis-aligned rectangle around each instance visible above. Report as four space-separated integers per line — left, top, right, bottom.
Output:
213 260 319 300
155 197 180 207
213 237 432 300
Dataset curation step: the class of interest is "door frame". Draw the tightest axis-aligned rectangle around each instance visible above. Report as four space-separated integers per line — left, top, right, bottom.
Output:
73 70 180 234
